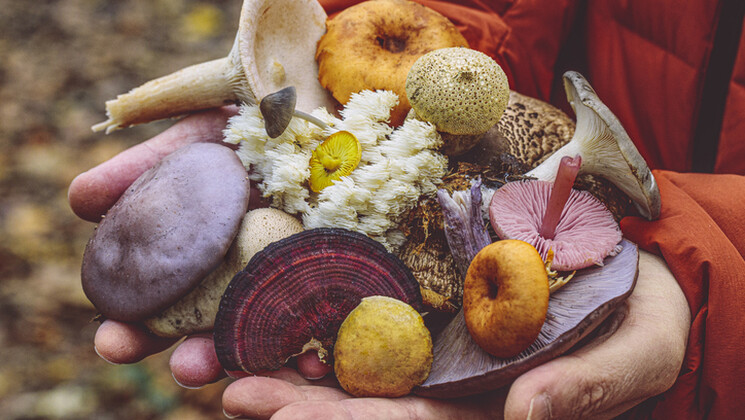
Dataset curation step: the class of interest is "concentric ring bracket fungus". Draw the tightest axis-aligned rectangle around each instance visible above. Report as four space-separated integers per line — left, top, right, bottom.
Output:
92 0 335 133
213 228 423 374
415 239 638 398
525 71 661 220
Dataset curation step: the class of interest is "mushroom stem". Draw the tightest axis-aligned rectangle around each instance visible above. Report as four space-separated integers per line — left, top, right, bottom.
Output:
525 71 661 220
539 155 582 240
92 47 252 134
293 110 330 132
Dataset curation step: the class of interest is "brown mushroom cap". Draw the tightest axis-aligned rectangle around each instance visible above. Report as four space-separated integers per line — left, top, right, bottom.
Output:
489 179 622 271
81 143 250 322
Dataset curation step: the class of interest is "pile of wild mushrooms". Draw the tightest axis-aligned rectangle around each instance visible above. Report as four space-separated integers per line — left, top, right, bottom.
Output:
82 0 659 399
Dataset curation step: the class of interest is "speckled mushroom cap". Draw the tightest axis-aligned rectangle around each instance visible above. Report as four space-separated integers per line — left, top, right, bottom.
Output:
81 143 250 322
405 47 509 136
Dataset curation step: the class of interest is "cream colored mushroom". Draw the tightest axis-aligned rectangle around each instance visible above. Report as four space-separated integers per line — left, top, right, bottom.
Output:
93 0 335 133
145 208 304 338
523 71 661 220
405 47 510 156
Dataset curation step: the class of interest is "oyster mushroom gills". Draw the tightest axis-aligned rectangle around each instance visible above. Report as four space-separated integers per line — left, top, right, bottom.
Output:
93 0 335 133
520 71 661 220
81 143 250 322
213 228 423 373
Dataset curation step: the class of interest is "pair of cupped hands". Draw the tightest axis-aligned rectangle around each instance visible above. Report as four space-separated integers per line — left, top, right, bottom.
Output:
69 107 691 420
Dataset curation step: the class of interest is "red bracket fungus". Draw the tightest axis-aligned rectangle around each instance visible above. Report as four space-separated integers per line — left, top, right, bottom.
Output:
489 154 622 271
213 228 423 373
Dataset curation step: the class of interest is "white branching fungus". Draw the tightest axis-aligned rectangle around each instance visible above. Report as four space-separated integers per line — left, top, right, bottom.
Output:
223 90 448 251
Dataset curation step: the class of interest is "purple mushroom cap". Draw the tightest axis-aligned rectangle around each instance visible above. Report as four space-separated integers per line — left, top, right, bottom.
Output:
489 180 622 271
81 143 250 322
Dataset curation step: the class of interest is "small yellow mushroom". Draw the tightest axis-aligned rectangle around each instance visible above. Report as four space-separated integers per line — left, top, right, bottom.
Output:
309 131 361 192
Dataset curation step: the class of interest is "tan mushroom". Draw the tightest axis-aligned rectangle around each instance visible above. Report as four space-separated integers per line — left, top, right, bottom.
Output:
405 47 510 156
93 0 335 133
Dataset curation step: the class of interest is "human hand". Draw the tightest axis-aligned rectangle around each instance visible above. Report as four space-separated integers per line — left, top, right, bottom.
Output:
74 106 324 388
216 250 690 419
72 109 690 418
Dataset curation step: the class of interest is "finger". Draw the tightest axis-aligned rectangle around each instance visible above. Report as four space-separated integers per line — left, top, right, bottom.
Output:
94 319 177 364
504 250 690 420
222 376 349 420
223 374 506 420
270 391 506 420
69 106 238 222
169 334 226 388
296 350 333 380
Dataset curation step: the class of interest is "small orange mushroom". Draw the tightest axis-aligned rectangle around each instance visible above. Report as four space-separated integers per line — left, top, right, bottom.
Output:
463 239 549 358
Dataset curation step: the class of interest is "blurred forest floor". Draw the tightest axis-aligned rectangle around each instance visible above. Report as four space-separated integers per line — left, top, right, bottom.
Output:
0 1 244 418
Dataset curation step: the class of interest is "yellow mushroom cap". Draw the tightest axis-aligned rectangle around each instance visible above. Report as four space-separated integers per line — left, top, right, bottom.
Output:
405 47 509 136
309 131 361 192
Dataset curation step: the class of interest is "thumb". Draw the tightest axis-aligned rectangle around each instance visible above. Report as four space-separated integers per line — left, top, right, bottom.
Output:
504 251 690 419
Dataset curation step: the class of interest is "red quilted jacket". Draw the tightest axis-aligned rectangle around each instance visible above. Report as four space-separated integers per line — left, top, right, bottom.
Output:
320 1 745 419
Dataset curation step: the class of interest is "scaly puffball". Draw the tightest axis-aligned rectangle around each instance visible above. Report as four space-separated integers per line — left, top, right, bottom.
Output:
223 90 448 251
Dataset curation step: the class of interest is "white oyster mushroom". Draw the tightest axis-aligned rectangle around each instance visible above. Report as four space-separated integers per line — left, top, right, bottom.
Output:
484 71 661 221
93 0 335 133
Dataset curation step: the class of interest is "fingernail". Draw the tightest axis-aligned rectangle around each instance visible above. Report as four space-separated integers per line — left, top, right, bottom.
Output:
172 372 203 390
527 393 552 420
94 345 120 365
223 408 240 419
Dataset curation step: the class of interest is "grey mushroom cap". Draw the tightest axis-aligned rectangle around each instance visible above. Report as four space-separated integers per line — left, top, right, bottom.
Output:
525 71 661 220
81 143 251 322
260 86 297 138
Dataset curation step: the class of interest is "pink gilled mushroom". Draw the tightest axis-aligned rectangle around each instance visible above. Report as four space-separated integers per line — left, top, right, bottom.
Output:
489 155 622 271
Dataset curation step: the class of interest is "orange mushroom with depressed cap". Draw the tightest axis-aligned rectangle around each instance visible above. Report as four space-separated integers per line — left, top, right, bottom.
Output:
463 239 549 359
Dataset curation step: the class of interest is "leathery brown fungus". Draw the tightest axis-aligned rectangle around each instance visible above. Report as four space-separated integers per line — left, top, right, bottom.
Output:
489 154 622 271
92 0 335 133
405 47 510 156
212 228 423 373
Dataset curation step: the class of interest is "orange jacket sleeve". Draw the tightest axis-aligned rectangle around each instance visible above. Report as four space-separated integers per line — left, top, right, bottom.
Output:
621 171 745 419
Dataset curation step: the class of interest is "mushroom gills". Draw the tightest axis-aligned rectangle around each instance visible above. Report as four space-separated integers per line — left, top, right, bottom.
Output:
523 71 660 220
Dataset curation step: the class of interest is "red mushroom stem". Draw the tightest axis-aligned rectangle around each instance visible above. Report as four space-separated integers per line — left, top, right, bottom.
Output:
539 155 582 240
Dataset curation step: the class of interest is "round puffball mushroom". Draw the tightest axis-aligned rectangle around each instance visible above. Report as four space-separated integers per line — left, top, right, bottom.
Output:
145 208 304 337
81 143 250 322
405 47 509 156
